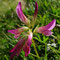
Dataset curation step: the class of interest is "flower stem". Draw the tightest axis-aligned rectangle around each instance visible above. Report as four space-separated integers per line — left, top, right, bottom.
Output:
29 53 40 58
51 35 59 40
32 39 40 58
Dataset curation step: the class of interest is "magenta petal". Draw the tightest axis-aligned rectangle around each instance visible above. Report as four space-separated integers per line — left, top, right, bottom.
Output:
14 34 20 38
10 31 33 58
45 19 56 30
27 32 33 46
38 19 56 33
8 27 28 39
16 2 30 24
43 30 53 36
10 38 26 59
25 47 30 57
8 29 20 39
23 32 33 56
8 29 18 34
23 44 30 57
10 47 21 59
25 46 30 57
34 2 38 18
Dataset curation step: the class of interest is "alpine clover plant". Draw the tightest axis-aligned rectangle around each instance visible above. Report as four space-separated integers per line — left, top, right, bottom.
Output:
8 2 56 59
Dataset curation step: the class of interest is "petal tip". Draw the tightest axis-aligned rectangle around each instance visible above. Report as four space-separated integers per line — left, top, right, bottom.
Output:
53 19 56 22
35 2 38 5
19 2 21 4
8 30 11 32
34 2 38 18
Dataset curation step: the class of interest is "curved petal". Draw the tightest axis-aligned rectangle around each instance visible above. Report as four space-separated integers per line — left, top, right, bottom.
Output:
43 30 53 36
23 32 33 56
34 2 38 18
23 44 30 57
10 38 26 59
16 2 30 25
10 31 33 59
27 32 33 46
38 19 56 33
8 27 28 39
8 29 20 39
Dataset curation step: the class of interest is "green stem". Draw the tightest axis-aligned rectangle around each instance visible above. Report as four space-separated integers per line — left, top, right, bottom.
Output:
32 39 40 58
29 53 40 58
51 35 59 40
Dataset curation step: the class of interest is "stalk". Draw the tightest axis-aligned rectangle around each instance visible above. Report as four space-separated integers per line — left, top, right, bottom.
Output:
32 39 40 59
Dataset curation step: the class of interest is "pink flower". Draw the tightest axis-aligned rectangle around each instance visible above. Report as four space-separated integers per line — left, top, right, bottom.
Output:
10 32 33 59
8 27 28 39
16 2 30 25
8 1 56 59
37 19 56 36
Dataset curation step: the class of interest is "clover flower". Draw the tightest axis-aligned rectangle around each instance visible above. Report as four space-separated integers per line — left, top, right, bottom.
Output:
8 2 56 59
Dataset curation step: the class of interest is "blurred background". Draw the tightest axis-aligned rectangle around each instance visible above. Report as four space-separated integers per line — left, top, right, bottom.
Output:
0 0 60 60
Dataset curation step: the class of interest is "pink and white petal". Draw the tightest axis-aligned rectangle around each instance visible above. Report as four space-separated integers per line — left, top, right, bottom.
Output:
46 19 56 30
34 2 38 18
38 19 56 33
27 32 33 46
16 2 30 25
43 30 53 36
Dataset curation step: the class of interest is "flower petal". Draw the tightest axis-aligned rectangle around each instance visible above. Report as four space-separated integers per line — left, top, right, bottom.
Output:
10 38 26 59
27 32 33 46
10 31 33 59
23 32 33 56
8 29 20 39
8 27 28 39
38 19 56 33
25 46 30 57
16 2 30 25
43 30 53 36
8 29 18 34
34 2 38 18
23 44 30 57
